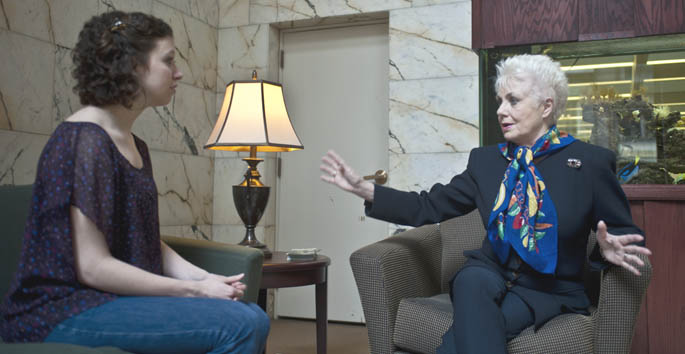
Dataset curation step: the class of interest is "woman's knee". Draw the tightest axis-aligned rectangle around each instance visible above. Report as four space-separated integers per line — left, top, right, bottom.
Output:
213 302 267 340
231 302 269 339
451 266 505 299
246 302 270 338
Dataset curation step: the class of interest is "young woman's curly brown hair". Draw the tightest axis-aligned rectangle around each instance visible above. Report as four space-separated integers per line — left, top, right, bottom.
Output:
72 11 173 109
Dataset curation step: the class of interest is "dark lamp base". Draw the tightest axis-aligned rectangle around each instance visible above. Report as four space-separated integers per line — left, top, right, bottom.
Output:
238 237 272 258
233 184 272 259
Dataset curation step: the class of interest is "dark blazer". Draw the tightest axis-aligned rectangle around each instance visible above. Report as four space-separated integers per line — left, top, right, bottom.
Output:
365 141 642 327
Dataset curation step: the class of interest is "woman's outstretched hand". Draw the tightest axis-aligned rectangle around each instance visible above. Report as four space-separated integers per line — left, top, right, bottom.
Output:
596 220 652 276
320 150 375 202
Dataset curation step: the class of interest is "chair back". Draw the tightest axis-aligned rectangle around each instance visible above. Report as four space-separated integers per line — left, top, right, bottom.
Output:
0 185 33 299
439 210 486 292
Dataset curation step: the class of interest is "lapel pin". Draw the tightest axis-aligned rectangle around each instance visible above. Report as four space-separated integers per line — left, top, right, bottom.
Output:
567 158 582 169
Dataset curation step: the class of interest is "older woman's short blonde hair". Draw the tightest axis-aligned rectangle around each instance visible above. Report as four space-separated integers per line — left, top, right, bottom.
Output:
495 54 568 125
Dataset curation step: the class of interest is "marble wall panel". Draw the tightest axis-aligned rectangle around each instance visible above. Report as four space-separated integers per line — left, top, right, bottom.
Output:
412 0 465 7
151 150 213 226
0 29 55 134
157 0 220 26
2 0 52 42
160 224 213 240
275 10 388 28
393 2 471 48
267 25 280 82
219 0 250 28
135 85 215 159
0 130 49 186
389 3 476 80
389 76 478 154
0 2 7 29
249 0 278 24
322 0 412 16
389 100 478 154
97 0 153 13
263 224 275 251
212 221 245 244
213 157 245 225
276 0 411 20
217 24 270 87
153 2 218 91
133 106 171 153
389 152 469 192
388 224 411 237
276 0 315 21
166 83 216 156
53 46 82 127
50 0 100 49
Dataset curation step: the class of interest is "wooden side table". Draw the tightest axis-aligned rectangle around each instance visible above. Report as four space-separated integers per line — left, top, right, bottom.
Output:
258 251 331 354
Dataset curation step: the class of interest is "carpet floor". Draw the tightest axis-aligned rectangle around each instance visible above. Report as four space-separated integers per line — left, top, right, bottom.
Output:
266 318 370 354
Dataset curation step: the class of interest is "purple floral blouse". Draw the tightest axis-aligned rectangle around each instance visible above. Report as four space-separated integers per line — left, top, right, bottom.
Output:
0 122 162 342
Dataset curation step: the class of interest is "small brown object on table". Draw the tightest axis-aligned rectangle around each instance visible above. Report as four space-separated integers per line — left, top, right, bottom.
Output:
258 251 331 354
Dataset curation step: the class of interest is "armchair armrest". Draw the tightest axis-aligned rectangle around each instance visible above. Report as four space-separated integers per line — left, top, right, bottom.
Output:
350 224 443 354
0 343 129 354
161 236 264 303
594 253 652 354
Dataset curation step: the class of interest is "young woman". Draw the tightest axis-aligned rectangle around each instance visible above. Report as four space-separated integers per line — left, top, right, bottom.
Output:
0 11 269 354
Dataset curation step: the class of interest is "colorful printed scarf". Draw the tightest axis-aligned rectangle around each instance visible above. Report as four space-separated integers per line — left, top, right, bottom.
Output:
487 126 576 274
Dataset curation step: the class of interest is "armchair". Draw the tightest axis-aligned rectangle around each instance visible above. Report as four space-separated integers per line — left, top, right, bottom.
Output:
350 210 652 354
0 184 263 353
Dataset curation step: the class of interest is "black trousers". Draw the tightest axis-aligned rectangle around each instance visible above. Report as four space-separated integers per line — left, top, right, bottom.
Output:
436 262 535 354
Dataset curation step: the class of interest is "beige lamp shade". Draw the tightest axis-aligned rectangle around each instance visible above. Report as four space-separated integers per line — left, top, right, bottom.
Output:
205 79 303 152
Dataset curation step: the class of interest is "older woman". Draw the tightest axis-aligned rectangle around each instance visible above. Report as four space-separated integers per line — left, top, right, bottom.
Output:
320 54 651 353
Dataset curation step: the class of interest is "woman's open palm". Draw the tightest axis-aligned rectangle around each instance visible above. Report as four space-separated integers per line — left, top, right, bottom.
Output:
596 220 652 276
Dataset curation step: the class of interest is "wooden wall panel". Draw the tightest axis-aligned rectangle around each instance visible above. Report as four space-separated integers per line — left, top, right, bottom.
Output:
635 0 685 37
631 302 650 354
628 201 645 230
643 200 685 354
578 0 635 40
472 0 685 48
481 0 578 48
628 201 648 354
472 0 482 52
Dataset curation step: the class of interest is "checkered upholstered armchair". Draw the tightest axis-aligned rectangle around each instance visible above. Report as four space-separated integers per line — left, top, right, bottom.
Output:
350 210 652 354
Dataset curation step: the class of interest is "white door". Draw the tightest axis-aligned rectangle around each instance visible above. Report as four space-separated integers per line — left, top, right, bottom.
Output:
276 23 389 323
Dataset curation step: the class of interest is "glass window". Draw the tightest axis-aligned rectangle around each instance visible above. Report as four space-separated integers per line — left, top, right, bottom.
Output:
480 35 685 185
558 51 685 184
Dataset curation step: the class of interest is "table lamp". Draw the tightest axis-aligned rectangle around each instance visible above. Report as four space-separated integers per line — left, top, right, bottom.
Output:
205 71 303 258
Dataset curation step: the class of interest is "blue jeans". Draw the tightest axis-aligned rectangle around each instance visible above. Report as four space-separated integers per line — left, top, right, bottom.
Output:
45 297 269 354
